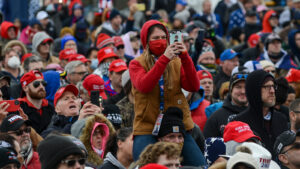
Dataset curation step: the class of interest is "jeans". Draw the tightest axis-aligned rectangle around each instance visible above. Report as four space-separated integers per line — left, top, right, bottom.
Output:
133 133 206 167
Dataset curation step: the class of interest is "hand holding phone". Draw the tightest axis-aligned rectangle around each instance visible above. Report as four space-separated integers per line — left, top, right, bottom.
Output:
0 100 20 112
90 91 100 107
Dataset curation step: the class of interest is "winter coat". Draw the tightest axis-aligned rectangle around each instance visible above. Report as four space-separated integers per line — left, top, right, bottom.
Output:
257 49 297 71
190 88 211 131
73 114 116 168
21 151 41 169
98 152 126 169
203 95 247 138
232 70 288 156
41 115 78 138
116 96 134 128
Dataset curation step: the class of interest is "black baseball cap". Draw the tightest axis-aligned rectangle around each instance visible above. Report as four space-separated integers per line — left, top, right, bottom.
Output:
0 148 20 168
0 114 31 132
274 130 296 155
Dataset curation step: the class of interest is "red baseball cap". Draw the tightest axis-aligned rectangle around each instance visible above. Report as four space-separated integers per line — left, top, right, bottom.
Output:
21 53 33 63
197 70 213 81
113 36 124 47
68 54 91 63
54 84 79 107
20 70 44 87
82 74 107 99
109 59 128 73
97 47 119 64
285 68 300 83
223 121 261 143
59 48 77 60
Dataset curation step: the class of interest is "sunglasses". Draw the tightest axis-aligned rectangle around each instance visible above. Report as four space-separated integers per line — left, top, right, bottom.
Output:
9 127 31 136
233 74 248 79
117 45 124 50
33 80 47 88
281 142 300 154
61 158 86 167
40 41 51 46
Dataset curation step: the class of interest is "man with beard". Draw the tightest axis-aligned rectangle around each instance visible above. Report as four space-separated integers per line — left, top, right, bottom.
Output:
204 71 248 138
0 114 41 169
232 70 288 156
18 70 55 134
289 99 300 132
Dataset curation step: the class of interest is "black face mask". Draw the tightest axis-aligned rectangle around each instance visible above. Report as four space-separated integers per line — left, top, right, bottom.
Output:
0 85 10 100
269 51 283 60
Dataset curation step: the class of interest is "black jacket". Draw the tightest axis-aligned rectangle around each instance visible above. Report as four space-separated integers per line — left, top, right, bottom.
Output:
203 95 247 138
20 99 55 134
41 114 78 138
213 67 231 99
232 70 288 156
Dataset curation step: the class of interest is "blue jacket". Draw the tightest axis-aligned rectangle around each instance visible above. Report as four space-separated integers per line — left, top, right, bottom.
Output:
257 49 297 70
228 8 245 32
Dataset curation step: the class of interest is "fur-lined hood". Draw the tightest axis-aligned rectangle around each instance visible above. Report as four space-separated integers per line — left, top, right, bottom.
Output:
79 114 115 167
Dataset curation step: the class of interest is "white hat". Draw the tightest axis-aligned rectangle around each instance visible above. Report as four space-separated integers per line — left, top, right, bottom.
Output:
259 60 275 69
227 152 259 169
241 142 280 169
36 11 49 20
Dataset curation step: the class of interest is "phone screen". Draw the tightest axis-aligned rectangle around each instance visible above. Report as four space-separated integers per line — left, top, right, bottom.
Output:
90 91 100 107
170 31 182 44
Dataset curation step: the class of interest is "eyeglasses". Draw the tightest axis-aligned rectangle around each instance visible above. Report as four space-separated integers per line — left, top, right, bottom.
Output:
71 71 88 76
61 158 86 167
281 142 300 154
9 127 31 136
233 74 248 79
261 84 277 91
33 80 47 88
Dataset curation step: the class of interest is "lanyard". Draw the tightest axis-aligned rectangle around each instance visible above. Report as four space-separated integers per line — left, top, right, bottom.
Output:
159 75 164 112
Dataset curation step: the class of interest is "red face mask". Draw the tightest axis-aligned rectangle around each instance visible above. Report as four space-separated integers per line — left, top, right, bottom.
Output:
149 39 167 56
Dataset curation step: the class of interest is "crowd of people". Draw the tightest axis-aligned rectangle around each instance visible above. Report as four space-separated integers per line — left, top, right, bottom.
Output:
1 0 300 169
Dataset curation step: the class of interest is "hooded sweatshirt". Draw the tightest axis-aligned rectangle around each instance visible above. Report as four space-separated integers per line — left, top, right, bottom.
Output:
0 21 17 39
43 70 60 105
262 10 276 33
32 32 60 66
75 114 115 168
203 95 247 138
288 29 300 64
232 70 288 156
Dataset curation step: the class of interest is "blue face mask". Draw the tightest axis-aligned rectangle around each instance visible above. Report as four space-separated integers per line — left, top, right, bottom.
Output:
90 59 99 70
